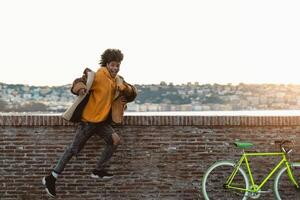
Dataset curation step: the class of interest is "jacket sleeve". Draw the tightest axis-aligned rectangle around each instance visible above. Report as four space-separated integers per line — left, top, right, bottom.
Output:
121 81 138 103
70 68 91 95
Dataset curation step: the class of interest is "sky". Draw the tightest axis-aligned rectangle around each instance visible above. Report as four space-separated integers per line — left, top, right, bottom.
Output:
0 0 300 86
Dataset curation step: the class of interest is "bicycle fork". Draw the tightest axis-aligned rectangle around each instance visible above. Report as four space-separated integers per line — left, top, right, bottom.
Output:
285 161 300 189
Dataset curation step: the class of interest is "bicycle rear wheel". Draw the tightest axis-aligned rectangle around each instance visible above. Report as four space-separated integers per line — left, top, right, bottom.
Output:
274 162 300 200
202 161 249 200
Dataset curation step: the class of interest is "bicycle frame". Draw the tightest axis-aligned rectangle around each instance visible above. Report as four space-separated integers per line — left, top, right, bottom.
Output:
225 151 299 193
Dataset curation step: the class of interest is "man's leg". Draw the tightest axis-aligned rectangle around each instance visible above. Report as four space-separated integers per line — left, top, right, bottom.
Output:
91 123 120 179
43 122 96 197
53 122 96 173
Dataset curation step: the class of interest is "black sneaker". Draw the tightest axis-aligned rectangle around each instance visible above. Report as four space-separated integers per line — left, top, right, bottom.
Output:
42 174 56 197
91 169 114 179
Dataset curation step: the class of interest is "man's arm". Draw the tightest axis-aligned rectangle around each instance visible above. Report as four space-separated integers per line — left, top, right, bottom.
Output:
122 83 137 102
116 76 137 102
70 68 92 95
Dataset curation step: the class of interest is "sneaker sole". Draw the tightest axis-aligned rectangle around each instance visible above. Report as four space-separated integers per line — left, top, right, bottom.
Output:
90 174 114 180
42 177 56 198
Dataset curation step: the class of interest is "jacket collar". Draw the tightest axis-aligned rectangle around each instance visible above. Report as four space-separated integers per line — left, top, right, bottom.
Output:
101 66 117 81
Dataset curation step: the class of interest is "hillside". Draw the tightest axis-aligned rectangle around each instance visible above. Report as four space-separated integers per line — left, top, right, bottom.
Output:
1 82 300 112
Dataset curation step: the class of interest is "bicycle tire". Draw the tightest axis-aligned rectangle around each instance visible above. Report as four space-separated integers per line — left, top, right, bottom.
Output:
274 162 300 200
202 161 249 200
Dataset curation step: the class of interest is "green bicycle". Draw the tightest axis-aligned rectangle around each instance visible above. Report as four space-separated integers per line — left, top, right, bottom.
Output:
202 140 300 199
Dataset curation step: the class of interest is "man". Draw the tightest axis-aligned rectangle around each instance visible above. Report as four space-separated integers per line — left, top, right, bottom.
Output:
42 49 137 197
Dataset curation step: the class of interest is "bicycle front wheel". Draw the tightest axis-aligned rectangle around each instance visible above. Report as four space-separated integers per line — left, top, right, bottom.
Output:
202 161 249 200
274 162 300 200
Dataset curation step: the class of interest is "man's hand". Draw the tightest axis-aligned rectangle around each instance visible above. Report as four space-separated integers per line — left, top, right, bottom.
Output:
117 83 128 92
120 96 127 103
78 88 87 96
112 133 121 145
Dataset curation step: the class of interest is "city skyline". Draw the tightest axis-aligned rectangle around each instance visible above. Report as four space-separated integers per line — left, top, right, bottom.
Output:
1 0 300 86
2 81 300 113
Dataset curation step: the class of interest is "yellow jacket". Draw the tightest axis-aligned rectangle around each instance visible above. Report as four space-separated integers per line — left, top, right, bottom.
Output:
62 67 137 124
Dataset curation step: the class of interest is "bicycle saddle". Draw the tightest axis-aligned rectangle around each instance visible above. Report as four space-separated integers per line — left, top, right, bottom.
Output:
234 141 254 149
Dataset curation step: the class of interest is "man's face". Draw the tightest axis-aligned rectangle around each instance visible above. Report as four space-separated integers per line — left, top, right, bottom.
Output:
106 61 120 78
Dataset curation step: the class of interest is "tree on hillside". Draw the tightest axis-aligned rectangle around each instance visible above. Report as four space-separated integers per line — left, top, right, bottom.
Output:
0 99 8 111
202 96 224 104
17 102 48 112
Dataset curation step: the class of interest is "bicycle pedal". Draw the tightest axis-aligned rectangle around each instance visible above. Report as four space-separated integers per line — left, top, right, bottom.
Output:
259 189 272 193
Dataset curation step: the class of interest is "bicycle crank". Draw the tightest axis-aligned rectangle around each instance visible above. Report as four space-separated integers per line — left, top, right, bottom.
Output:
247 185 273 199
247 185 261 199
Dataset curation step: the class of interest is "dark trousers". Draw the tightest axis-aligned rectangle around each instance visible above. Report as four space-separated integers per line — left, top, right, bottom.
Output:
53 121 116 174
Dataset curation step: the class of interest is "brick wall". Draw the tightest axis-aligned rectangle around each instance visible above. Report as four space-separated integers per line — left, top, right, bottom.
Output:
1 114 300 200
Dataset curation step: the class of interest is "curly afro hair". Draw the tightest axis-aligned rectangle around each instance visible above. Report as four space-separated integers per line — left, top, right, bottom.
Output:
99 49 124 66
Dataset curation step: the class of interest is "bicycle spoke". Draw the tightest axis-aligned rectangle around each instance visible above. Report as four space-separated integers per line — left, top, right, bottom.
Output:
202 161 248 200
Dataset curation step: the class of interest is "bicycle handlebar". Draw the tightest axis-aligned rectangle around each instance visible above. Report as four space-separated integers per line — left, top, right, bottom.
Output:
275 140 293 154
